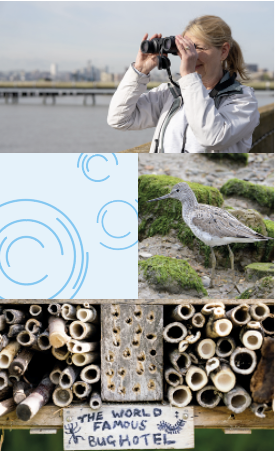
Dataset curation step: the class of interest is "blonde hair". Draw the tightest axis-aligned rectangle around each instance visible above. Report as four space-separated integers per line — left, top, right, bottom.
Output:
183 15 249 81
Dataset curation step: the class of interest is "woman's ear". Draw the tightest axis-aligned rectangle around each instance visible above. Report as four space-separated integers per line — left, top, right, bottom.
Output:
221 42 230 61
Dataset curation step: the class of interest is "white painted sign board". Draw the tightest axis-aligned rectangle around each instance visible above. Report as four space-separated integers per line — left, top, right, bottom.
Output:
63 405 194 450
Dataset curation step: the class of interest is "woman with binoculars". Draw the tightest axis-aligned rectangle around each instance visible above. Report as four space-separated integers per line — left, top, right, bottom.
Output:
107 15 259 154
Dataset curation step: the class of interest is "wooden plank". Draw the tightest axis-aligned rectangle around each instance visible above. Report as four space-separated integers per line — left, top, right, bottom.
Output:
63 405 194 450
0 404 273 430
224 429 252 434
0 299 273 306
101 304 163 401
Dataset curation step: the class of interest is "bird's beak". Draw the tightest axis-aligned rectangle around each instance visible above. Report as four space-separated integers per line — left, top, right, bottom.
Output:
147 193 171 202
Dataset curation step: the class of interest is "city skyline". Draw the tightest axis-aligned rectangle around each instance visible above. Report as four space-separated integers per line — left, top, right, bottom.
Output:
1 1 274 73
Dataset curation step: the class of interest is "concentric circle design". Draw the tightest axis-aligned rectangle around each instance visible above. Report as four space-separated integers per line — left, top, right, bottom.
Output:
77 153 118 182
97 199 138 250
0 199 89 299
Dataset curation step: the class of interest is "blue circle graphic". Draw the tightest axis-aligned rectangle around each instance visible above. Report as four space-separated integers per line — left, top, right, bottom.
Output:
0 199 89 299
77 153 118 182
97 200 138 250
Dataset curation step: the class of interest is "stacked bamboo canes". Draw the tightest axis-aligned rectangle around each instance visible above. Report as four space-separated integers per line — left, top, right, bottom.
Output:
0 303 101 422
164 302 274 417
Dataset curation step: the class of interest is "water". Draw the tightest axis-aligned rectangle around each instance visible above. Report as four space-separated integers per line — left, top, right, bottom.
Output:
0 90 273 153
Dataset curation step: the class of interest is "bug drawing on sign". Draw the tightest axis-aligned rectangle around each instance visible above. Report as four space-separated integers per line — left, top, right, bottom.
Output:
64 423 85 445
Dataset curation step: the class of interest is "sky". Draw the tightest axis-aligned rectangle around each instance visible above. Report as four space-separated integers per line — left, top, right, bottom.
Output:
1 1 274 73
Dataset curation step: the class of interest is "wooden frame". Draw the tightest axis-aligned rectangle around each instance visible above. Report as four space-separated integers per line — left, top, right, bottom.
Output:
0 299 273 433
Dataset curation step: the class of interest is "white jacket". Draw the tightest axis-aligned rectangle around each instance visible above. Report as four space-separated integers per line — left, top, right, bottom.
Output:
107 64 260 153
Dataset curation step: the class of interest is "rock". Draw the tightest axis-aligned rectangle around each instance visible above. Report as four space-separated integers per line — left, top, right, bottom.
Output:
138 255 207 297
245 263 274 282
220 178 274 209
201 275 211 288
237 276 274 299
205 153 249 165
138 252 153 258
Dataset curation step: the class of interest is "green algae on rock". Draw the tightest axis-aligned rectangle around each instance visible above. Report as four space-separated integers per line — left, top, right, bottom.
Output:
237 276 274 299
205 153 249 165
220 179 274 208
263 219 274 261
138 255 208 296
245 262 274 282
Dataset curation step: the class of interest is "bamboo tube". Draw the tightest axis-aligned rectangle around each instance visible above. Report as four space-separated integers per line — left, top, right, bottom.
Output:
201 302 224 316
4 309 26 325
73 381 92 399
48 316 70 348
195 339 216 360
168 350 191 375
7 324 25 338
47 303 61 317
189 353 200 365
210 363 236 393
66 354 73 365
185 366 208 391
72 352 100 367
59 366 80 389
69 321 98 340
37 330 51 351
250 402 268 418
0 371 10 390
76 307 98 324
13 381 33 404
230 347 257 375
17 330 38 348
25 318 42 335
215 336 236 358
0 387 13 401
205 357 220 376
9 348 34 379
0 314 7 332
16 376 54 421
0 340 20 369
170 304 195 321
196 385 222 409
260 314 274 335
89 392 102 410
80 365 101 384
240 327 263 350
167 385 192 408
0 334 9 352
49 362 65 385
178 340 189 353
191 312 205 329
164 368 183 387
226 304 251 326
250 303 270 322
83 302 92 308
163 322 187 343
67 339 100 354
186 331 201 345
29 305 43 320
51 345 70 361
52 387 73 407
61 304 77 321
223 385 252 414
206 308 232 338
0 397 16 417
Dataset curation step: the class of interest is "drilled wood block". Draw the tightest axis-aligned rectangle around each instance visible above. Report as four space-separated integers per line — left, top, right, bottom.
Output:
101 304 163 401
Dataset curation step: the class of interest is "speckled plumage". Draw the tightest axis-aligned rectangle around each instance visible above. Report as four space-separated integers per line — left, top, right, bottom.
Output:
148 182 271 289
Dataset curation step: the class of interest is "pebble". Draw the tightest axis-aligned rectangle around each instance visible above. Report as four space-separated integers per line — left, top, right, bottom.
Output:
201 275 211 288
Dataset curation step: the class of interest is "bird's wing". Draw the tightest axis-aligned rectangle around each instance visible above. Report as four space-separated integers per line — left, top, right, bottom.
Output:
191 206 267 239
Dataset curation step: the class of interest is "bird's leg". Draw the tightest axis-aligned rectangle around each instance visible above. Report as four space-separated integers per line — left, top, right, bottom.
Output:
227 245 240 293
210 247 216 288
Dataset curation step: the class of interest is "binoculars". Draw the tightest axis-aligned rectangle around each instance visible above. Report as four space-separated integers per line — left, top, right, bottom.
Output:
140 36 178 56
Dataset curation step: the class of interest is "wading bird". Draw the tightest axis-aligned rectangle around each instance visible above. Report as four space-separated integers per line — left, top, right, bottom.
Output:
147 183 271 290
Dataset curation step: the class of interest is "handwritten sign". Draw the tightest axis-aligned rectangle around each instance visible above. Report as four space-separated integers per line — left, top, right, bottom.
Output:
63 405 194 450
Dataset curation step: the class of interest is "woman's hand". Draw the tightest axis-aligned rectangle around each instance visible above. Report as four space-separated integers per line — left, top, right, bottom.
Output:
134 33 161 75
175 35 198 77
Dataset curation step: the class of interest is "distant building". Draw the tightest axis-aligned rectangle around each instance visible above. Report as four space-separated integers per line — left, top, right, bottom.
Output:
50 63 58 77
246 64 258 73
100 71 114 83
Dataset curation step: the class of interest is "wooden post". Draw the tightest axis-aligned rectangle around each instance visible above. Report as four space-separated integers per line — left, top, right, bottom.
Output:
101 304 163 401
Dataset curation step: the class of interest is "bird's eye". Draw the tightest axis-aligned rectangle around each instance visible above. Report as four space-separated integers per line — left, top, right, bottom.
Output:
176 189 180 192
